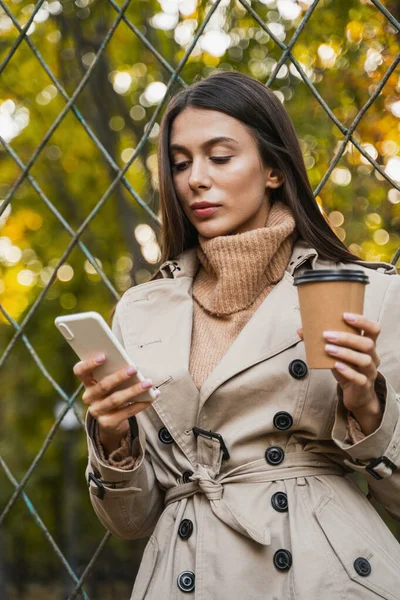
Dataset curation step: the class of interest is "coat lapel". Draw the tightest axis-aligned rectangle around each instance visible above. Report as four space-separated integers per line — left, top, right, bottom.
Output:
118 274 194 388
118 270 200 461
118 246 200 389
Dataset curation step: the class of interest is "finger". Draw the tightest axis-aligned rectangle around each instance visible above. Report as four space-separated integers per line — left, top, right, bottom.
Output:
329 366 347 387
73 355 106 387
89 379 156 416
333 361 371 388
95 400 154 434
343 313 381 342
322 330 379 363
116 398 155 420
296 328 303 338
83 365 139 404
325 344 378 380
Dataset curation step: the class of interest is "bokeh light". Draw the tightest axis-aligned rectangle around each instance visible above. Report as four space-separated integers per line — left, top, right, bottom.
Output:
57 264 74 282
373 229 390 246
385 157 400 182
144 82 167 105
113 72 132 95
277 1 301 20
328 211 345 227
330 167 352 186
0 100 30 143
84 258 103 275
150 12 179 30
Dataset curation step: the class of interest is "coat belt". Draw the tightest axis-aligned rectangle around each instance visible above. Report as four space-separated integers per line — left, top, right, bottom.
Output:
164 454 346 546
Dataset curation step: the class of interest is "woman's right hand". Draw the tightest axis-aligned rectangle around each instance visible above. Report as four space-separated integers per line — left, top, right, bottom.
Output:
73 355 160 455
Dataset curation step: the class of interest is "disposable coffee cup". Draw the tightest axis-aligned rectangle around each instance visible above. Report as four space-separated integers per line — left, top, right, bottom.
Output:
293 269 370 369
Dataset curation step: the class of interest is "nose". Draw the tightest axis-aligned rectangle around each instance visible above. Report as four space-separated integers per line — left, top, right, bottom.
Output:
188 158 211 191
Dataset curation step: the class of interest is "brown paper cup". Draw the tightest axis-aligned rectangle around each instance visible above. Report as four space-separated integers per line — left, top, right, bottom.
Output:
293 269 370 369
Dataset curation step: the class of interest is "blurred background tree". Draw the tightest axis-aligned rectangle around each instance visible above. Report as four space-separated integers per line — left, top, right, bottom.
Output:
0 0 399 598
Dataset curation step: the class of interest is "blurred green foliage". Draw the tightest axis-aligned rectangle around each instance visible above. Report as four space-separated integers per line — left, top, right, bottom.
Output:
0 0 399 597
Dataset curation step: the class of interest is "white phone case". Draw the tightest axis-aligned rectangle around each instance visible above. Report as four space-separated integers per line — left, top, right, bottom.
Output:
54 311 157 402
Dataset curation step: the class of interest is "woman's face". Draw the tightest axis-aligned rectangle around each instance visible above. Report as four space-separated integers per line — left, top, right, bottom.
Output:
169 107 283 238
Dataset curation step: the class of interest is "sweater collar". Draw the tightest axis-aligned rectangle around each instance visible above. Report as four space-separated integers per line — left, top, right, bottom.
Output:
191 201 298 316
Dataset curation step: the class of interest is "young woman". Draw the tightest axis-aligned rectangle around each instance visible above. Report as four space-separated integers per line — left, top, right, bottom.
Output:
74 72 400 599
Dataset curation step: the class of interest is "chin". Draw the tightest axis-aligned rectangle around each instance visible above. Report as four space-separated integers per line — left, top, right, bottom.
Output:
195 220 237 238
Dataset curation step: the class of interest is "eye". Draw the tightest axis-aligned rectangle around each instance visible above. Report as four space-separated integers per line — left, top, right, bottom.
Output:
171 156 232 173
211 156 232 164
171 161 190 172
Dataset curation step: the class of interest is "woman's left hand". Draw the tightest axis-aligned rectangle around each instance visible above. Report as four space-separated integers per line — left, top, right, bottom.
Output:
297 312 384 435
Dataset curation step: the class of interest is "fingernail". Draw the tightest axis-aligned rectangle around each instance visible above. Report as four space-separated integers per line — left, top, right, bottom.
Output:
140 379 153 390
154 389 161 398
323 331 338 341
344 312 356 322
325 344 338 354
335 362 347 371
126 366 137 376
95 353 105 363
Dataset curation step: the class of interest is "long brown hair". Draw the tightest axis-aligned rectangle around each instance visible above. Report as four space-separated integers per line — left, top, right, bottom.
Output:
109 71 362 323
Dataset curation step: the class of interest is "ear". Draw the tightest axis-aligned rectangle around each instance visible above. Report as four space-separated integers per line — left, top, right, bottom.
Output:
265 167 284 189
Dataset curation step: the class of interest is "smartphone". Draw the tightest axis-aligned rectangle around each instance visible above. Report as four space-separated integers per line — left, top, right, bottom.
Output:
54 311 157 402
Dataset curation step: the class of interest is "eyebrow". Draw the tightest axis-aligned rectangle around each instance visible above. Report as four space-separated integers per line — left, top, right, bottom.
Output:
170 136 239 153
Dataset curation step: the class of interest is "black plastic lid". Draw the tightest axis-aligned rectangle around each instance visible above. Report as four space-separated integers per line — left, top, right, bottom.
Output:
293 269 370 286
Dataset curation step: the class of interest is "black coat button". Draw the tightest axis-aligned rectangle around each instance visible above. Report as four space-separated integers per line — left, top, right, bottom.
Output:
158 427 173 444
273 412 293 431
265 446 285 466
178 519 193 540
182 470 194 483
288 359 308 379
354 557 371 577
177 571 195 592
271 492 288 512
274 549 292 571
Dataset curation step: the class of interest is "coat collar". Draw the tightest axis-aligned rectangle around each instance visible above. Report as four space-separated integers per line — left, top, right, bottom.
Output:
157 237 320 281
156 237 397 280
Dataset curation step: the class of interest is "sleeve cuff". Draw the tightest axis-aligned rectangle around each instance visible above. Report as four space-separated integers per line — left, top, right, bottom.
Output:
346 412 366 445
344 372 387 445
85 410 146 488
332 371 400 478
93 419 137 470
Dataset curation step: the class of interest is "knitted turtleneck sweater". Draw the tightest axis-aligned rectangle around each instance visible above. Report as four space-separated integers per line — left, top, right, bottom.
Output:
93 201 368 467
189 201 297 389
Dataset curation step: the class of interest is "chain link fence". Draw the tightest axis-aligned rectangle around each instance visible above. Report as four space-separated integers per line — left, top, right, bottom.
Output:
1 0 399 597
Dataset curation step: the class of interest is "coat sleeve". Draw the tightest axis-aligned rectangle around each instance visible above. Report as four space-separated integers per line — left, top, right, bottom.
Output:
84 301 165 540
331 272 400 521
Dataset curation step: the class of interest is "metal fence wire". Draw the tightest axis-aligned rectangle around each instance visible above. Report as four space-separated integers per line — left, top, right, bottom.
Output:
0 0 399 598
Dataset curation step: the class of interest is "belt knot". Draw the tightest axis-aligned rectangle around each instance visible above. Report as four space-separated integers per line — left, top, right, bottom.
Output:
190 464 223 500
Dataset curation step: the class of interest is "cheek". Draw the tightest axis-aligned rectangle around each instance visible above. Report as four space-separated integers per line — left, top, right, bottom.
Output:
225 162 266 208
225 157 265 187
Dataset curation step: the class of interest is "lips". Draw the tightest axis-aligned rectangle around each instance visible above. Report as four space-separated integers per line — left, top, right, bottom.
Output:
191 205 221 218
191 202 222 210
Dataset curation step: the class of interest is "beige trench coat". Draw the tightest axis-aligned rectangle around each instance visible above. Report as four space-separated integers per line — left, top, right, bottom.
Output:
85 238 400 600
